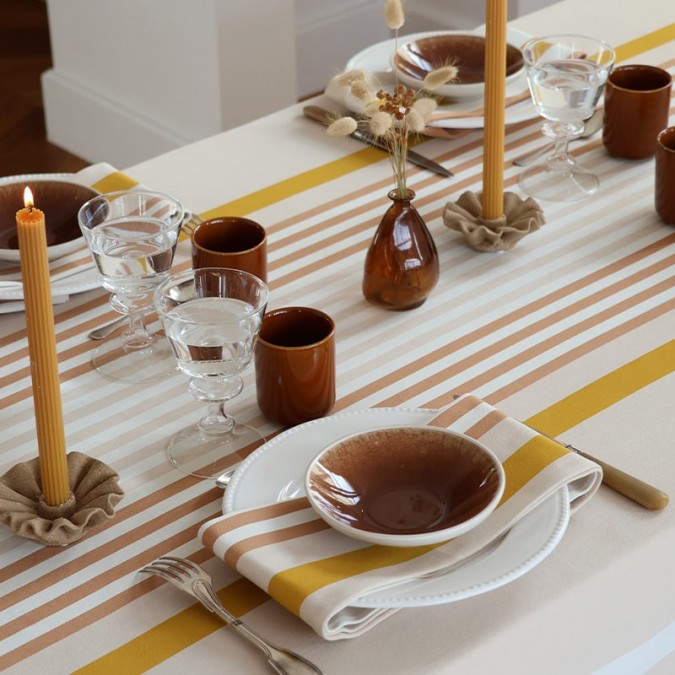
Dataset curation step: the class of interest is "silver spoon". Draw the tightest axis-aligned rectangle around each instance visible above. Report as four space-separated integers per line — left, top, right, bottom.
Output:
512 108 604 167
215 470 233 489
87 315 127 340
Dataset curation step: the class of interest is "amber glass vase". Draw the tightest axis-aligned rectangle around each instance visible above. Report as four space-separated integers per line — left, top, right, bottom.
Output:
362 189 440 310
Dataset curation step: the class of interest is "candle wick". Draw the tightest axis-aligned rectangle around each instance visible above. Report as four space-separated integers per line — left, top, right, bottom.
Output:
28 206 33 213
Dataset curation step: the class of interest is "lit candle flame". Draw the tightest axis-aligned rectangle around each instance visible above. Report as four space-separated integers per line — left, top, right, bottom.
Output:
23 186 34 209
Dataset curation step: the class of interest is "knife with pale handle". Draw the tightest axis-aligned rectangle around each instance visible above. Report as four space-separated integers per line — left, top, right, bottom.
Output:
450 395 668 510
529 426 669 510
303 105 453 178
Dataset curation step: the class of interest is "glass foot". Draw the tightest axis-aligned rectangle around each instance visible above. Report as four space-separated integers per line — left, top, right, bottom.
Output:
91 335 177 383
166 421 265 479
519 159 599 202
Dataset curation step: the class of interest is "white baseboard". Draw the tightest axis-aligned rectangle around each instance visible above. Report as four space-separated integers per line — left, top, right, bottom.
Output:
41 69 191 168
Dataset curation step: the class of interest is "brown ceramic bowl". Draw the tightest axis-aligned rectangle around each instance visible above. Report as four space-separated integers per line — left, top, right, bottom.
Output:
392 33 524 99
305 426 505 547
0 175 99 262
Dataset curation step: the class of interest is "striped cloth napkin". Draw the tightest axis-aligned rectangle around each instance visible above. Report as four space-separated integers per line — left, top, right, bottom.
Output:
199 394 603 640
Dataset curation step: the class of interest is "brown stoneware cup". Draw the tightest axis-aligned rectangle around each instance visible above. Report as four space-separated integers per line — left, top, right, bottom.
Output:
655 127 675 225
255 306 336 427
603 65 672 160
191 216 267 282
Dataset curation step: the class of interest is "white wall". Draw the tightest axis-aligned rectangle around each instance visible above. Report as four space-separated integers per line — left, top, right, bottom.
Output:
42 0 296 167
42 0 557 167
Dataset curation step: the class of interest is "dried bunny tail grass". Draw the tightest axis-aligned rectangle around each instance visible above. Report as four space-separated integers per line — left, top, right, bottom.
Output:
351 80 375 102
407 109 426 133
423 64 459 90
364 100 383 117
369 111 394 137
384 0 405 30
336 69 367 87
412 97 438 116
326 116 358 136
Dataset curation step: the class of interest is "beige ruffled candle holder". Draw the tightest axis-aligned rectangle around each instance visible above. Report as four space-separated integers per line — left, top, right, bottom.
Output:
0 452 123 546
443 191 545 252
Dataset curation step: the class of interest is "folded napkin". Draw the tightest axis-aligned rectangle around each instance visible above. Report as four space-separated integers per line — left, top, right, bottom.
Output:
0 163 139 313
199 394 602 640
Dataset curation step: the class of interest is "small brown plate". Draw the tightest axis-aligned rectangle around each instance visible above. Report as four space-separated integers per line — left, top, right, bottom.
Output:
392 34 524 100
0 174 99 262
305 426 505 547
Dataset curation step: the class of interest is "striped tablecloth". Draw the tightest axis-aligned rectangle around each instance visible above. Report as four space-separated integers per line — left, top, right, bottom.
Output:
1 2 674 672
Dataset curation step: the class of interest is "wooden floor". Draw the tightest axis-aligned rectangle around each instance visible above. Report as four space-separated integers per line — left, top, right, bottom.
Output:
0 0 88 177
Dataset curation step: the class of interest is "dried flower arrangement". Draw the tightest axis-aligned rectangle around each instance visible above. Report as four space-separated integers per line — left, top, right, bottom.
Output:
326 0 458 198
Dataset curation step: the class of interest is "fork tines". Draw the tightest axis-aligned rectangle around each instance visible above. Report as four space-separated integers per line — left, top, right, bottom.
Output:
140 555 208 583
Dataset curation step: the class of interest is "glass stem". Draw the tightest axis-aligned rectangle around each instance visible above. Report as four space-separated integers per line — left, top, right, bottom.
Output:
198 403 235 436
122 310 153 350
110 292 154 350
189 375 244 437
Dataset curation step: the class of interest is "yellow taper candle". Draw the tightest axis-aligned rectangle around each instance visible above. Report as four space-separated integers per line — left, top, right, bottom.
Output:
482 0 508 219
16 187 71 507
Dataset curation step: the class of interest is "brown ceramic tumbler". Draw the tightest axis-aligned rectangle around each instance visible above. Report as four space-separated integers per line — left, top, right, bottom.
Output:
191 216 267 282
255 307 335 427
603 65 672 160
655 127 675 225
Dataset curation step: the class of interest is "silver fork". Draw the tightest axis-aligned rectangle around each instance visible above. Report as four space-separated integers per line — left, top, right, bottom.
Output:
179 210 204 238
140 556 323 675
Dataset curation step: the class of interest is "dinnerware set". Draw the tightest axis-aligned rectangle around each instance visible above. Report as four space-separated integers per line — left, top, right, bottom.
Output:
3 22 671 671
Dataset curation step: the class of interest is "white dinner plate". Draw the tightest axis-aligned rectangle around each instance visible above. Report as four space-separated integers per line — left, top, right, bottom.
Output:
339 27 536 129
224 407 570 608
0 266 100 303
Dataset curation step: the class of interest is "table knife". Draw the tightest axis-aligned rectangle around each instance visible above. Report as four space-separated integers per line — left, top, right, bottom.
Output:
303 105 453 178
449 395 668 510
530 426 669 510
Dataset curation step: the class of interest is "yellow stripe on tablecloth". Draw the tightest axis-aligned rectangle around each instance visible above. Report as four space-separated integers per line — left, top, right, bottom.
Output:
199 148 386 220
91 172 139 194
614 24 675 63
73 578 268 675
525 340 675 437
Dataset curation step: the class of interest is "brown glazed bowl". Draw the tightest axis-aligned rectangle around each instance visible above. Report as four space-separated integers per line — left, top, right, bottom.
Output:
0 177 99 261
305 426 505 547
392 34 524 99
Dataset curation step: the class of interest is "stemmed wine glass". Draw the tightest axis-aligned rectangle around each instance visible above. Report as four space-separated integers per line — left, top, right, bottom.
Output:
519 35 615 202
78 190 184 382
154 267 269 479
